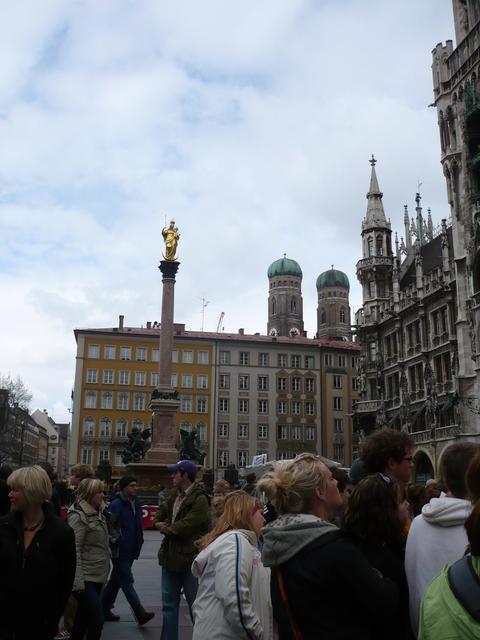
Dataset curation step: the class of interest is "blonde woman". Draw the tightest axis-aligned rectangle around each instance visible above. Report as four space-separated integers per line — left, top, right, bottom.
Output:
67 478 110 640
191 491 273 640
258 454 399 640
0 465 76 640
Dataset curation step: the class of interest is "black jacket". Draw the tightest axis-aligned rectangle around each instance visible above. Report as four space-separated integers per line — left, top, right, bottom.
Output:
0 504 76 640
352 538 410 640
270 531 399 640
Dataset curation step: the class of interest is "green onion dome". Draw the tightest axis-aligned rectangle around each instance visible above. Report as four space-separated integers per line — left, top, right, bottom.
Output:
316 267 350 290
267 256 303 279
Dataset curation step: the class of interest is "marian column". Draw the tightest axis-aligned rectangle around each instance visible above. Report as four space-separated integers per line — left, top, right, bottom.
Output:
144 220 181 465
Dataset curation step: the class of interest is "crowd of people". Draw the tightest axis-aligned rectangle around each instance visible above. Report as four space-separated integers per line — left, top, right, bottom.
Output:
1 429 480 639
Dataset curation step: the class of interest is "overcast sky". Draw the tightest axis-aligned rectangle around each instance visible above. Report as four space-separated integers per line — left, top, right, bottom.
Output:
0 1 455 422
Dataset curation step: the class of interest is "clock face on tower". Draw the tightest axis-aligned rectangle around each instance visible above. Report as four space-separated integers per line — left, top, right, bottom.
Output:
289 327 300 337
269 328 278 336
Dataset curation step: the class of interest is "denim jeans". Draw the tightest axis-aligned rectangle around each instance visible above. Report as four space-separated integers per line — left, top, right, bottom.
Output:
72 581 104 640
161 567 198 640
102 558 145 620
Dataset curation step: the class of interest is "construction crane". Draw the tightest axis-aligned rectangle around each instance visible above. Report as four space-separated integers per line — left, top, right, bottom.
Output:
216 311 225 333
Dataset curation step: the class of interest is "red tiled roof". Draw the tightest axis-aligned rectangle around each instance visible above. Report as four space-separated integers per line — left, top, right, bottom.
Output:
74 326 360 351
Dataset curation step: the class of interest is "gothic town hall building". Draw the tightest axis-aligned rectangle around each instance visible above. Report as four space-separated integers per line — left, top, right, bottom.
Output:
353 1 480 479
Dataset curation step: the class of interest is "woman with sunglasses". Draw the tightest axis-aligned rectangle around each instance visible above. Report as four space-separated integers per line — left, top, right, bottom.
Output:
343 474 410 639
259 454 398 640
191 491 272 639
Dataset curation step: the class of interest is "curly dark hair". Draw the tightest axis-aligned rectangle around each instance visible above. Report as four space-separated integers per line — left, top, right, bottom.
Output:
360 428 413 474
342 475 403 547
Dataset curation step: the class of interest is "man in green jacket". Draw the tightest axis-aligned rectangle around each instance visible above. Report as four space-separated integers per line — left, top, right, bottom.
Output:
154 460 210 640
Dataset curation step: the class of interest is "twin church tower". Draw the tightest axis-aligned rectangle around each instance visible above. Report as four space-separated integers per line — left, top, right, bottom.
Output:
266 255 351 341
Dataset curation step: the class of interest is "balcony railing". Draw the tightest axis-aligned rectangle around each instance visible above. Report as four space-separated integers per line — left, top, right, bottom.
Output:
412 424 460 445
447 21 480 88
352 400 382 414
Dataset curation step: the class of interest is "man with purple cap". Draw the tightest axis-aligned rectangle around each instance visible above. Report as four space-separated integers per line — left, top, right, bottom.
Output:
154 460 210 640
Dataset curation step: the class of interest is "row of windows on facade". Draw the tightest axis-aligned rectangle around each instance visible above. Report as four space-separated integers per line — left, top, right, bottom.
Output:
380 353 453 401
84 390 210 413
366 235 387 257
86 369 209 389
270 297 300 315
219 374 315 392
82 417 144 438
269 279 299 288
220 351 315 368
84 391 151 411
318 291 349 299
87 344 210 364
82 417 208 442
217 422 317 441
86 370 356 395
376 309 451 361
81 447 125 467
81 418 340 443
86 344 356 370
216 397 316 415
325 354 356 368
319 309 348 324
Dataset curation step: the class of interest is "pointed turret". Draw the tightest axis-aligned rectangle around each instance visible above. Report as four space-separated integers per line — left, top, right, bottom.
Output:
364 155 388 228
357 156 394 321
426 208 433 241
404 205 412 249
415 193 425 245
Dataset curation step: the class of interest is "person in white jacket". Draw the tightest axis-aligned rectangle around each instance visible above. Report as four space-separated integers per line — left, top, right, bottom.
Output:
191 491 273 640
405 441 479 635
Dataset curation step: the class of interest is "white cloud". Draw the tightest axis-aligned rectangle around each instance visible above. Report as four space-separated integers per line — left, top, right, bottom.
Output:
0 0 455 418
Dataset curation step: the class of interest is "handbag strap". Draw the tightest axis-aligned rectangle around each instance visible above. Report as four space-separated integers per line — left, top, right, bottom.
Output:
275 566 304 640
447 555 480 622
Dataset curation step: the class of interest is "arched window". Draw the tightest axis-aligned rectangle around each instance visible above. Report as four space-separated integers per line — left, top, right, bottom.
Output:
196 421 207 443
116 419 127 438
83 417 95 437
271 297 276 315
100 417 111 437
180 421 192 432
291 297 297 312
367 237 374 256
340 308 346 323
133 419 144 431
321 309 326 324
376 235 383 256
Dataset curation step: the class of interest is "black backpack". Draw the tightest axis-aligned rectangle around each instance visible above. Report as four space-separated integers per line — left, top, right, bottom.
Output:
447 555 480 622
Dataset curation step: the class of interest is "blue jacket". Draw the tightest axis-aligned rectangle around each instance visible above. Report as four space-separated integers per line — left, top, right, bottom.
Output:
108 492 144 560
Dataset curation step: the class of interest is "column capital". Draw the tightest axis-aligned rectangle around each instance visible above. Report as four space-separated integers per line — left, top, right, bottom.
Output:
159 260 180 281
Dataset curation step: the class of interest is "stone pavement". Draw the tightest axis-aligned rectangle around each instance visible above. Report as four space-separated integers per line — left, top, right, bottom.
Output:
102 530 193 640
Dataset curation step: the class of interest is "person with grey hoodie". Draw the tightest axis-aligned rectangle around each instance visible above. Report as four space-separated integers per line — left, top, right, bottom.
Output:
405 441 479 635
258 453 399 640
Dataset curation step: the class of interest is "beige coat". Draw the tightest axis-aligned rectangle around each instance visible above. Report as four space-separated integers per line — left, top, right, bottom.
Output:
67 500 110 591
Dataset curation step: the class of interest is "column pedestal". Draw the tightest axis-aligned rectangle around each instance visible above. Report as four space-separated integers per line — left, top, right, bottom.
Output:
127 388 180 486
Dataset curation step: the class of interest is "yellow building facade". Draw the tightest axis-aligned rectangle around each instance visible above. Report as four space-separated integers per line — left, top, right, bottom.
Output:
70 326 213 477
